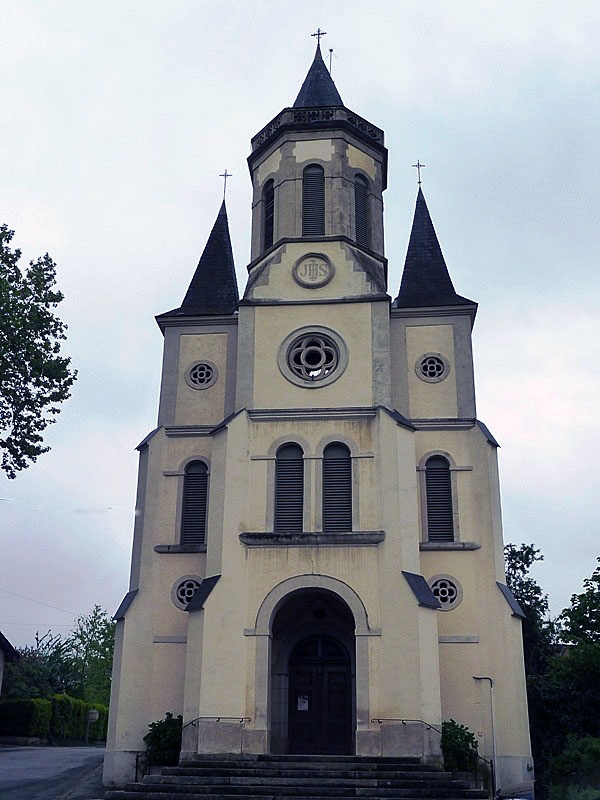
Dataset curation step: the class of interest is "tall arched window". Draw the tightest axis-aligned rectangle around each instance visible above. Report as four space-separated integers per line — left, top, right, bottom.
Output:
262 179 274 251
302 164 325 236
274 444 304 533
181 461 208 546
425 456 454 541
322 443 352 533
354 175 369 247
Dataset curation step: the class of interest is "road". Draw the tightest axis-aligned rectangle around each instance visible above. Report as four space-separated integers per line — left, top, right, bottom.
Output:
0 745 105 800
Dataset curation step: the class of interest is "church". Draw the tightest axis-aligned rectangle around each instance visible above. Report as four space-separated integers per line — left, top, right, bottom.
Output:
104 40 533 792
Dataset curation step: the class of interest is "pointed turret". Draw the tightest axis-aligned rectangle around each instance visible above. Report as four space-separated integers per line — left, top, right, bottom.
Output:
395 188 475 308
161 201 239 318
293 44 343 108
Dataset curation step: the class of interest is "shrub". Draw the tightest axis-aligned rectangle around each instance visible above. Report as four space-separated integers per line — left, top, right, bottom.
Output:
50 695 108 740
143 712 183 766
441 718 479 773
0 698 52 736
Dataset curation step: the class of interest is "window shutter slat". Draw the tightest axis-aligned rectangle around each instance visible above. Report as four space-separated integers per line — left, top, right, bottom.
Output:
323 446 352 533
181 463 208 546
275 445 304 533
263 180 274 250
302 166 325 236
425 457 453 541
354 176 369 247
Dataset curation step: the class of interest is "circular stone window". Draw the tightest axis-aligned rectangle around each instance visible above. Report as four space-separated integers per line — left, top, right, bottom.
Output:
416 353 450 383
185 361 218 390
277 326 348 388
429 574 463 611
171 576 202 610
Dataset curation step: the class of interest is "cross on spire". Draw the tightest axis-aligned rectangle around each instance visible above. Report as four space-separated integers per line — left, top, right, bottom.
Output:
311 28 327 46
219 169 232 200
412 160 426 185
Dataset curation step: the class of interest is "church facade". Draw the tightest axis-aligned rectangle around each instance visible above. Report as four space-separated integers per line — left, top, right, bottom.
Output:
104 44 533 792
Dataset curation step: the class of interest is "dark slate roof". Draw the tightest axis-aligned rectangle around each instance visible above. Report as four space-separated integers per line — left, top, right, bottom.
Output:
293 44 343 108
162 201 239 317
395 188 476 308
0 630 19 661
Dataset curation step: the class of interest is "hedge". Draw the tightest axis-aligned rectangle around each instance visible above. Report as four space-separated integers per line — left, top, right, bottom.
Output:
0 699 52 736
0 695 108 740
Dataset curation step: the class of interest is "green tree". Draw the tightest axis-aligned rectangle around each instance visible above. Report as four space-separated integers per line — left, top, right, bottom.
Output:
67 605 116 707
559 558 600 644
1 630 78 699
0 224 76 478
2 606 115 707
504 543 556 674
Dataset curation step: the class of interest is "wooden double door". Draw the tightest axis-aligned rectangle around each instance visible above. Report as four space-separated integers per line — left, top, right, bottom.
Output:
288 635 352 755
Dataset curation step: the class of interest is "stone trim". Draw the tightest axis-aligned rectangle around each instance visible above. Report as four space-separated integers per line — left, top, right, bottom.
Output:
154 544 207 554
239 531 385 546
420 541 480 551
438 635 479 643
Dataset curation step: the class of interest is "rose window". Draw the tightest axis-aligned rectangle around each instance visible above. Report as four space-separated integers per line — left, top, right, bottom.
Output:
287 333 339 382
172 577 201 610
429 575 463 610
186 361 218 390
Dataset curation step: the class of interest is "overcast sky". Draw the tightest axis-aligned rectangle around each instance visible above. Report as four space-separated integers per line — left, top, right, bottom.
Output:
1 1 598 647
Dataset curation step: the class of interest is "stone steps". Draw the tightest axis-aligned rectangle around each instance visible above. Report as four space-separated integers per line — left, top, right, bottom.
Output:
104 754 488 800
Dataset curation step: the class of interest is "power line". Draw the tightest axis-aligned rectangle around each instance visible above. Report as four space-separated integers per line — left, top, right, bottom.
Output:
0 586 77 615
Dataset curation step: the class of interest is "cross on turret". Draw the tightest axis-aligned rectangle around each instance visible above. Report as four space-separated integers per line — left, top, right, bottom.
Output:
311 28 327 45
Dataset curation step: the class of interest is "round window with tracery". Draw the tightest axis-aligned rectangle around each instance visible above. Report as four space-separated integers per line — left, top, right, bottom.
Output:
288 333 339 381
171 576 202 610
186 361 218 390
429 575 463 611
416 353 449 383
277 326 348 388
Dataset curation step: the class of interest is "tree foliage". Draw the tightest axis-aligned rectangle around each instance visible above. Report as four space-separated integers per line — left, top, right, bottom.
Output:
559 558 600 645
505 544 600 799
504 543 556 674
2 606 115 707
0 223 76 478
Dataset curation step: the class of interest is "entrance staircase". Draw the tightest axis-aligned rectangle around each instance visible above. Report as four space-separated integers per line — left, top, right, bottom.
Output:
104 753 489 800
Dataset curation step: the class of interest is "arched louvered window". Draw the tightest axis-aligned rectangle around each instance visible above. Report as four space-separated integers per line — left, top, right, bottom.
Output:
263 179 274 251
274 444 304 533
425 456 454 541
354 175 369 247
181 461 208 546
322 443 352 533
302 165 325 236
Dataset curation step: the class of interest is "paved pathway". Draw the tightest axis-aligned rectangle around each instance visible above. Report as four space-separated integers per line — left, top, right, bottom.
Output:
0 745 105 800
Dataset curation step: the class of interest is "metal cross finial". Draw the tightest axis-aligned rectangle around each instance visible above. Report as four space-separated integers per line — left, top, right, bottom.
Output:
311 28 327 46
412 160 426 185
219 169 232 200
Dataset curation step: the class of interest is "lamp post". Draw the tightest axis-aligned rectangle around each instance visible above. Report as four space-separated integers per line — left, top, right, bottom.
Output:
474 676 496 796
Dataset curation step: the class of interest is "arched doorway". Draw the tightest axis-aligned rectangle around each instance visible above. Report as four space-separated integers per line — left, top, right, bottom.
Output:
270 589 355 755
288 634 352 754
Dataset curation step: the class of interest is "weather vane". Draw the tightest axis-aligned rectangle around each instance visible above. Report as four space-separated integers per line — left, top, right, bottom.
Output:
219 169 232 200
412 160 426 185
311 28 327 45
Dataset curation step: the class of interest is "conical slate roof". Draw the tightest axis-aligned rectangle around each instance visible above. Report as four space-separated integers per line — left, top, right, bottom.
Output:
165 201 239 317
294 44 343 108
395 188 475 308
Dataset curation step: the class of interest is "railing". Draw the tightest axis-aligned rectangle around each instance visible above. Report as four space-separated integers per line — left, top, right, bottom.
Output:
370 717 494 797
370 717 441 734
182 715 251 730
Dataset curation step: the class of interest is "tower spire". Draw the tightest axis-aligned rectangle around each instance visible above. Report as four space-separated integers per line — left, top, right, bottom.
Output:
293 39 343 108
395 188 476 309
160 201 239 318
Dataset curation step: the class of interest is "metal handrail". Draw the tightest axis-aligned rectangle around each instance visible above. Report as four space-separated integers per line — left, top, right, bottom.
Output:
182 715 251 730
370 717 494 795
370 717 442 734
